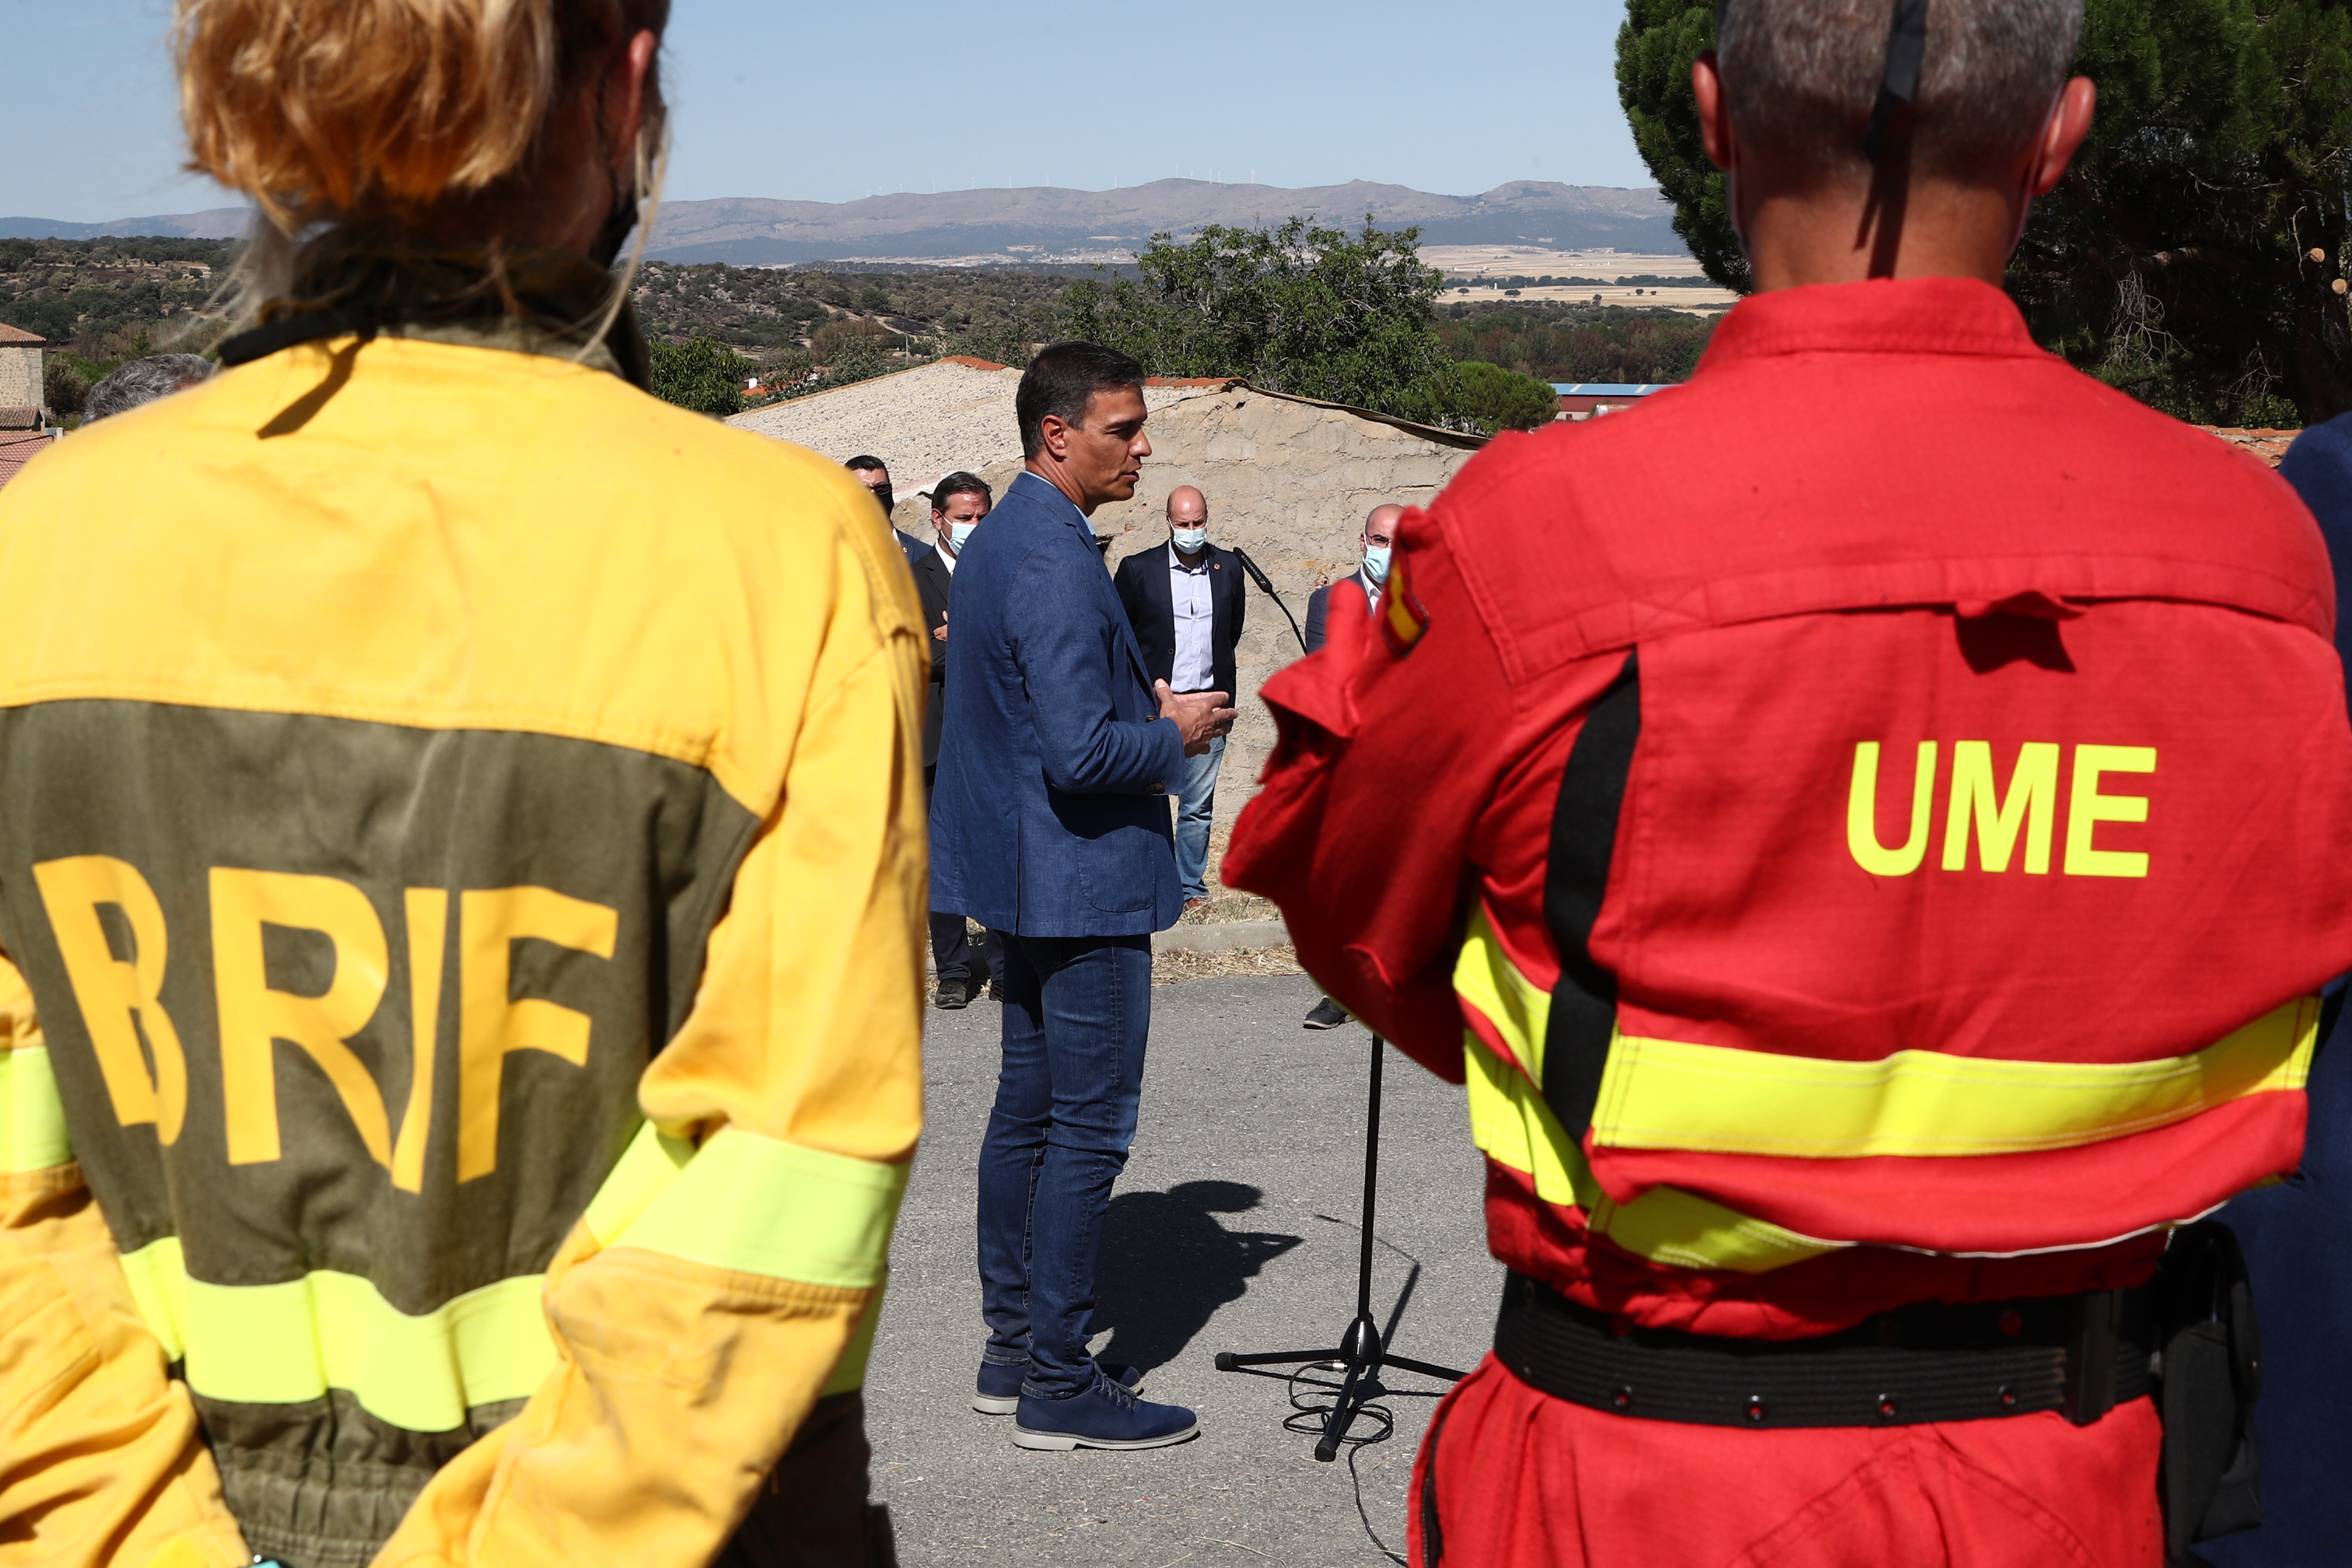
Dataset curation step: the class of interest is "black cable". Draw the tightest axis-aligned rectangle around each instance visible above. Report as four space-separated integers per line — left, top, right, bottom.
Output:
1282 1356 1447 1566
1230 548 1308 655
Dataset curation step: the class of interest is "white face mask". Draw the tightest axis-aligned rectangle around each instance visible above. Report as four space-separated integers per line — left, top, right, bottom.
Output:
1171 527 1208 553
1362 544 1393 586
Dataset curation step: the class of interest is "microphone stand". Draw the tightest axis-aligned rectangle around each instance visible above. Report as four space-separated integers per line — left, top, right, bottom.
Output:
1230 548 1307 655
1215 1031 1465 1460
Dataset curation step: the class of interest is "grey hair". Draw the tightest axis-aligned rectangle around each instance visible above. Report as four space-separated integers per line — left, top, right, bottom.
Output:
1715 0 2082 180
83 354 215 424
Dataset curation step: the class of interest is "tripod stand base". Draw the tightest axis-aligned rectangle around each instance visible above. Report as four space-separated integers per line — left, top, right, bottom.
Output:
1226 1033 1465 1459
1216 1314 1466 1461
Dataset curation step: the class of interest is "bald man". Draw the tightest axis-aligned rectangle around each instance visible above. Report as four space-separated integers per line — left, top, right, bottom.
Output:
1302 504 1403 656
1113 486 1246 911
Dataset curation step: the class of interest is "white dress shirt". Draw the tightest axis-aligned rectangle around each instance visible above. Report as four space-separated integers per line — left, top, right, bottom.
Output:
1169 541 1215 692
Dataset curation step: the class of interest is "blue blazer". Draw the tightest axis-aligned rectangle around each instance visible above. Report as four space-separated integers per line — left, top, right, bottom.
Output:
930 472 1186 936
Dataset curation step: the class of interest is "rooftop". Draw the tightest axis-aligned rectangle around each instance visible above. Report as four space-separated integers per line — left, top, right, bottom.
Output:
0 324 47 347
0 428 53 490
1552 383 1673 396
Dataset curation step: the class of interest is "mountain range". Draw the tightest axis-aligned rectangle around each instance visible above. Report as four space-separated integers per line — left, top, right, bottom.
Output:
2 179 1678 265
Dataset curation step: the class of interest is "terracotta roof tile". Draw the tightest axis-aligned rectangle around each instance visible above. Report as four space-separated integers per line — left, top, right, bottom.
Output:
2201 427 2297 468
0 324 47 345
0 429 54 489
0 408 43 430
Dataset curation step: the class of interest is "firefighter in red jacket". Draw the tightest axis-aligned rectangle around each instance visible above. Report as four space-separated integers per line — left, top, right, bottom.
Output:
1226 3 2352 1563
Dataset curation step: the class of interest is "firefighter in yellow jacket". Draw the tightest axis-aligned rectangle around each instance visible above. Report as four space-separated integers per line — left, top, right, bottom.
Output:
0 3 927 1566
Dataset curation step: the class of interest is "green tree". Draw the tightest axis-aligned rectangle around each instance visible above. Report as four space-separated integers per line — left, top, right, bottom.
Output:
646 338 745 418
1617 0 2352 426
1618 2 1746 292
43 356 88 417
944 320 1038 368
1060 215 1456 422
1446 362 1561 433
817 333 890 387
2017 2 2352 425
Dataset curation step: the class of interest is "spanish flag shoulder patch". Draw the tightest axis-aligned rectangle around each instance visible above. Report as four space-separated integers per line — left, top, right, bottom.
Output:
1377 550 1430 656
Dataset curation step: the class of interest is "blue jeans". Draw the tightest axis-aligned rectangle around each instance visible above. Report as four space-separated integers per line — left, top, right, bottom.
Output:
975 931 1153 1398
1173 734 1225 903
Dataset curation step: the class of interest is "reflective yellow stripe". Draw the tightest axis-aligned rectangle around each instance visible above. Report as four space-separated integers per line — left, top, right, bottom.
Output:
821 1281 887 1396
580 1116 696 1245
1454 912 1838 1272
118 1237 555 1432
111 1123 904 1427
589 1122 896 1391
1452 910 2317 1271
1594 997 2320 1158
1464 1034 1840 1272
1452 908 1552 1081
0 1046 73 1171
614 1125 908 1290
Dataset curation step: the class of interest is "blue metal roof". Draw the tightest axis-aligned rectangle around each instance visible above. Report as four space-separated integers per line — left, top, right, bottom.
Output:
1552 383 1672 396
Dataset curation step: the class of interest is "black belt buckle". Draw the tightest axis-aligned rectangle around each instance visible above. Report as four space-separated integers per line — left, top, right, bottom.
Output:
2063 1287 2123 1425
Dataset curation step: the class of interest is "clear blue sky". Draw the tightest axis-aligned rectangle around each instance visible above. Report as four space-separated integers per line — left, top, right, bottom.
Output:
2 0 1655 222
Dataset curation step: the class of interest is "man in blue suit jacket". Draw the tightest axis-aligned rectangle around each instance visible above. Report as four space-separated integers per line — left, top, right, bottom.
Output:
931 342 1234 1453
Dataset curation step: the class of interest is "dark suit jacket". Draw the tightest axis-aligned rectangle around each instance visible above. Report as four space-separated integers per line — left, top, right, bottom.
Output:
914 545 954 769
1304 569 1380 655
895 529 928 566
930 472 1185 936
1113 541 1244 698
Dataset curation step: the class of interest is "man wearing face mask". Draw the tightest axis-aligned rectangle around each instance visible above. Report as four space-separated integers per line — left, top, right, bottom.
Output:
1303 503 1404 658
847 453 928 565
916 471 1001 1007
1115 485 1247 913
1225 1 2352 1562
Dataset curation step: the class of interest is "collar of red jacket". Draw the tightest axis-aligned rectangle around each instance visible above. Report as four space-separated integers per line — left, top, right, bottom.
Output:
1696 275 2039 370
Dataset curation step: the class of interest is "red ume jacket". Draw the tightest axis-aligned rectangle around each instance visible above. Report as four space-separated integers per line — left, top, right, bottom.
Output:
1226 276 2352 1339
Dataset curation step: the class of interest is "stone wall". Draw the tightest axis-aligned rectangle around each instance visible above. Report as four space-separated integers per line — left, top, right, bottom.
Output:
0 347 42 413
920 387 1480 899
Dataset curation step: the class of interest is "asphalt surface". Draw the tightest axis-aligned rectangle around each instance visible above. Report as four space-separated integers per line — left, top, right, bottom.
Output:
866 971 1500 1568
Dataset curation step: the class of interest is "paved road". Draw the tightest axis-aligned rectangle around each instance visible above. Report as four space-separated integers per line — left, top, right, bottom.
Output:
866 971 1501 1568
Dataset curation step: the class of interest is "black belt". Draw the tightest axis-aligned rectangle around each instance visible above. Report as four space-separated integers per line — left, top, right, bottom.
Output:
1493 1271 2153 1430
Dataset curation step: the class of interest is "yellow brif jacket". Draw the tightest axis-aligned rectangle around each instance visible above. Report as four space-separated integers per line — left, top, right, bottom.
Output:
0 312 928 1566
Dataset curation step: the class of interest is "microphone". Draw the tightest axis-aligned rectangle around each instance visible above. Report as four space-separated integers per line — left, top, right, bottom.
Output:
1230 548 1308 654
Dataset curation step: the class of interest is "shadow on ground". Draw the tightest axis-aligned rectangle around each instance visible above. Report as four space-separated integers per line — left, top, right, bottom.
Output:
1091 1181 1302 1372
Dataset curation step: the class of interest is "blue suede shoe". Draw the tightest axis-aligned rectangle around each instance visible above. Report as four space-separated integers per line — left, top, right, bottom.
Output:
1010 1370 1199 1451
974 1357 1143 1414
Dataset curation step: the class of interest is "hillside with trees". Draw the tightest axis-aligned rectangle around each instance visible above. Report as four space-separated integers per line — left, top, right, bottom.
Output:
1 238 240 418
628 261 1062 366
1437 302 1717 385
5 229 1701 428
0 237 234 347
